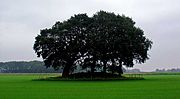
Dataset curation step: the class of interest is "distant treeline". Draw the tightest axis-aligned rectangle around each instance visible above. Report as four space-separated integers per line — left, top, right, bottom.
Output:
155 68 180 72
0 60 142 73
0 61 62 73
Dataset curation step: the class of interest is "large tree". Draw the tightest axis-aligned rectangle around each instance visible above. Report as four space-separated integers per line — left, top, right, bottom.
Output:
83 11 152 75
34 11 152 77
34 14 91 77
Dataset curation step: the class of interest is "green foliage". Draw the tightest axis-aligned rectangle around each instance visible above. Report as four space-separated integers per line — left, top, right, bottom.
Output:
0 74 180 99
34 11 152 77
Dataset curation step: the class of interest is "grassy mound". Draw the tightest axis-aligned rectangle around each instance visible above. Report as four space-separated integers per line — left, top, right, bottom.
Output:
35 72 144 81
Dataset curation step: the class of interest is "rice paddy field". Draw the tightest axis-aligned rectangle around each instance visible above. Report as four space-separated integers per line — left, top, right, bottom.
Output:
0 73 180 99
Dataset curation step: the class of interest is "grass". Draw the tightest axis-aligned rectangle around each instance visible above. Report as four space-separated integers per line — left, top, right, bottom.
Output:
0 73 180 99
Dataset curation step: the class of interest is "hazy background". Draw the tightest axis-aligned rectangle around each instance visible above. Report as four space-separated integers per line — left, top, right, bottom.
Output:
1 0 180 71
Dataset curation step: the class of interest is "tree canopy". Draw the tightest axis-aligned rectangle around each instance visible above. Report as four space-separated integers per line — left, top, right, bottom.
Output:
34 11 152 77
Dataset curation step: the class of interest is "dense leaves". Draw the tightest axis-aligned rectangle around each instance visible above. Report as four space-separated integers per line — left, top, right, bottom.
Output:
34 11 152 77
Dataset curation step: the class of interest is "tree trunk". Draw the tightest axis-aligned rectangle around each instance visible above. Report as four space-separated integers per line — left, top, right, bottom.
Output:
62 62 73 78
91 60 95 73
111 59 115 74
90 58 96 77
103 61 107 73
118 61 123 76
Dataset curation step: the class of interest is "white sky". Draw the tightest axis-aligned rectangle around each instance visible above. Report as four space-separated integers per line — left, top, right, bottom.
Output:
0 0 180 71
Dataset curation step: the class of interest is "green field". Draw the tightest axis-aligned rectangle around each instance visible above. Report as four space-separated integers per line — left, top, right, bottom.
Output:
0 73 180 99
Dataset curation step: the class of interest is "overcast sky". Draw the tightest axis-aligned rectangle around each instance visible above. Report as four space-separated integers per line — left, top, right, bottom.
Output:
0 0 180 71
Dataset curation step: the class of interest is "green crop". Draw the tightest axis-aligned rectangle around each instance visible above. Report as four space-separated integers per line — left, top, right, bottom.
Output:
0 73 180 99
